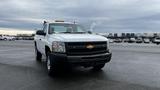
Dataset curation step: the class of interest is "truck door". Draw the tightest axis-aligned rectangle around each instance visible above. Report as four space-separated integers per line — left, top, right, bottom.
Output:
40 23 47 55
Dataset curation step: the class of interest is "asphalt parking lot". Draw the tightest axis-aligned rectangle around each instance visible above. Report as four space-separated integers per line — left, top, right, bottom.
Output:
0 41 160 90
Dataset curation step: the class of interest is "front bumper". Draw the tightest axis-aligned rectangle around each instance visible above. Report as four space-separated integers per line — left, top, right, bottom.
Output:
49 52 112 67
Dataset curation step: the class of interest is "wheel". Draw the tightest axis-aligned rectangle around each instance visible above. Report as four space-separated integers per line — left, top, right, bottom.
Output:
35 45 42 61
93 64 105 71
46 52 56 76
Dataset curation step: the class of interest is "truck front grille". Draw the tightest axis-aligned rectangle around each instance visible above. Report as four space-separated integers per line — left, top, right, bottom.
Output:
65 41 108 55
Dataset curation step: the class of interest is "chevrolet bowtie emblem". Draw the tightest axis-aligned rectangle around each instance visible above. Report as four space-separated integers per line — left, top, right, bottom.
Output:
86 44 94 49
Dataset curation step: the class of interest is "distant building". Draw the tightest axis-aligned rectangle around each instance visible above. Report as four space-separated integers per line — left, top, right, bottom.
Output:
122 33 126 38
130 33 135 37
98 32 160 39
114 33 118 38
153 33 158 37
126 33 131 38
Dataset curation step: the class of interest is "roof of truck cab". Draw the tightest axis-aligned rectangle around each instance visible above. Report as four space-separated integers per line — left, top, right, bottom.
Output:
46 21 77 24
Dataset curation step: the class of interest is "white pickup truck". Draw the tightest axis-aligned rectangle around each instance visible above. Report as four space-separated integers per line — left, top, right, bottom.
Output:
34 20 112 75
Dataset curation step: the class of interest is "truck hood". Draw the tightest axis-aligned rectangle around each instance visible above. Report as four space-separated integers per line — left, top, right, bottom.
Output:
49 34 108 42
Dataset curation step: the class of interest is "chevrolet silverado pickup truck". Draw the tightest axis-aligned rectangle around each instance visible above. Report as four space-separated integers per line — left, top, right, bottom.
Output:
34 20 112 75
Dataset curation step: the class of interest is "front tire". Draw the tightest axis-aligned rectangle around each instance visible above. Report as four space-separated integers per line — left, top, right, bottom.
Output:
35 46 42 61
93 64 105 71
46 52 56 76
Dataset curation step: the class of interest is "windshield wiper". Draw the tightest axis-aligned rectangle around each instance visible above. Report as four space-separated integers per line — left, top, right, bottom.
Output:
60 32 86 34
60 32 72 33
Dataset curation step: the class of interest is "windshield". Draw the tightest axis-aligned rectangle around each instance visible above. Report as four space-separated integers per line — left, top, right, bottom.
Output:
49 23 86 34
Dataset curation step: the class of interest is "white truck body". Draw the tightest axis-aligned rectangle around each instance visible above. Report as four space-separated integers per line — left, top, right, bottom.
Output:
34 21 112 75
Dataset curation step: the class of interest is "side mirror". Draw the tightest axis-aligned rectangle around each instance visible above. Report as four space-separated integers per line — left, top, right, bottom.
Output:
36 30 46 36
87 30 92 34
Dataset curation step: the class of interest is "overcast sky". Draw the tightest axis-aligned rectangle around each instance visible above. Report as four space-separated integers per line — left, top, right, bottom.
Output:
1 0 160 33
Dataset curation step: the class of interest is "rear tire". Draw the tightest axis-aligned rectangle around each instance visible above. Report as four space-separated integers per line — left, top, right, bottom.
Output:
35 45 42 61
93 64 105 71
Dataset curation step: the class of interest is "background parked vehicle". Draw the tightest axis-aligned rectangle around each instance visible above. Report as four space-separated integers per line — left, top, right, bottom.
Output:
153 37 160 45
1 35 15 41
128 38 136 43
114 38 122 43
109 39 114 43
143 38 150 43
123 39 129 43
136 38 143 43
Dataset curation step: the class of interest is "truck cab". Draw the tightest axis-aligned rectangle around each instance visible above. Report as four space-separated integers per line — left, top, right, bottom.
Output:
34 20 112 76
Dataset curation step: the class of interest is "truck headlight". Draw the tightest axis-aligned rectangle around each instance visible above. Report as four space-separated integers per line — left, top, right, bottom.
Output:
52 41 65 53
